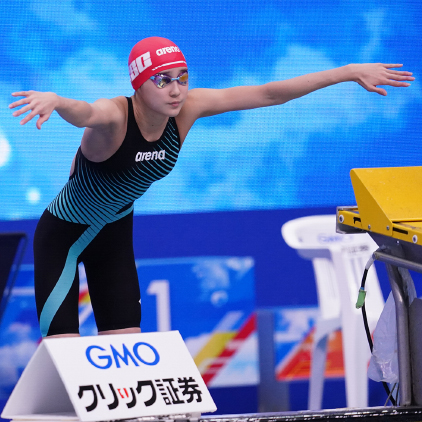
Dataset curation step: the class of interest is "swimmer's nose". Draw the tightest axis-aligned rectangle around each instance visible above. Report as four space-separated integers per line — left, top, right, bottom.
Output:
169 81 181 96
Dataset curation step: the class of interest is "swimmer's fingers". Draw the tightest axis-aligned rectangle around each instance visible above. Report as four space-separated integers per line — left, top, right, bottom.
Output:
11 91 33 98
18 109 39 126
9 96 31 110
354 63 414 96
386 69 414 76
11 90 33 96
10 96 39 125
386 70 415 82
382 64 415 86
19 107 53 128
383 63 404 69
364 80 410 96
9 91 38 114
385 79 413 87
11 104 32 117
365 86 388 96
36 114 50 130
10 91 56 128
383 64 413 73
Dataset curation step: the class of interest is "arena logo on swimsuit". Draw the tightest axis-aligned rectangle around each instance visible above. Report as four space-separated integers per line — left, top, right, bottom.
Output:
135 150 165 162
86 342 160 369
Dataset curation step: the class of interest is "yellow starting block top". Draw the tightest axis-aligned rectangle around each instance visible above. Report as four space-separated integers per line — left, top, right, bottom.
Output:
337 166 422 245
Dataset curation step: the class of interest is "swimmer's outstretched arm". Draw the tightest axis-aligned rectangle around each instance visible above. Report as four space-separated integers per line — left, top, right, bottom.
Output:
9 91 124 130
184 63 414 119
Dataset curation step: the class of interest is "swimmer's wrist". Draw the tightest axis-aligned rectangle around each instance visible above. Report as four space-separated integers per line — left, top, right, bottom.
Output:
322 65 353 87
343 64 359 83
54 94 66 112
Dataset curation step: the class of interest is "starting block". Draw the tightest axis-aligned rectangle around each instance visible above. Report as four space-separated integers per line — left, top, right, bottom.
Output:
1 331 216 422
337 166 422 407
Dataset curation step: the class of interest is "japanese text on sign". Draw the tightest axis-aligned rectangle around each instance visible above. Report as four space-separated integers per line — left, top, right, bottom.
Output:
78 377 203 413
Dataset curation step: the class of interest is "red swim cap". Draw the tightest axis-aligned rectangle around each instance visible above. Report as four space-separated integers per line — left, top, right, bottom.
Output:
128 37 187 91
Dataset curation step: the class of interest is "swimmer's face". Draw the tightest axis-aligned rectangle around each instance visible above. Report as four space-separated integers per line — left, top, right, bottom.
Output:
137 67 189 117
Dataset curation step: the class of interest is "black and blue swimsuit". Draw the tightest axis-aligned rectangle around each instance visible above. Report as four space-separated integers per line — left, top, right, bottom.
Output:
34 97 180 337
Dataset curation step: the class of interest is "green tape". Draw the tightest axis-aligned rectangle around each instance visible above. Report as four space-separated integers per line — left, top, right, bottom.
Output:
356 288 366 309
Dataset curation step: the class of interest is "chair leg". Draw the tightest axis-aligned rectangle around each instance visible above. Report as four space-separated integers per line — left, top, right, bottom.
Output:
308 335 328 410
342 317 370 408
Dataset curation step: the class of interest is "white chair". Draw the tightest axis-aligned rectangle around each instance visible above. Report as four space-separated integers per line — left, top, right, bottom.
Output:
281 215 384 410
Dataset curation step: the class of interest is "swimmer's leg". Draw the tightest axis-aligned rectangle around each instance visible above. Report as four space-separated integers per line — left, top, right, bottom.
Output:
81 211 141 333
34 210 102 337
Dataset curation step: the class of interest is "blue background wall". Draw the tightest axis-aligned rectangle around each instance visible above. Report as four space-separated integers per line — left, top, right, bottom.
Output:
0 0 421 219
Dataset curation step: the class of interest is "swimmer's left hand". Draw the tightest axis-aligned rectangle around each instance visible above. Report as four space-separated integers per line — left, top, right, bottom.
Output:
349 63 415 96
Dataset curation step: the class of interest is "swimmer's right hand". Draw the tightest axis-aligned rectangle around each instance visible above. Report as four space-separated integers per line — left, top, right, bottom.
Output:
9 91 59 130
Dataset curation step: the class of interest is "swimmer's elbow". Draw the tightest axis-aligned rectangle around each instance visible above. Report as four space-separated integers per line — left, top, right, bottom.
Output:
262 82 292 106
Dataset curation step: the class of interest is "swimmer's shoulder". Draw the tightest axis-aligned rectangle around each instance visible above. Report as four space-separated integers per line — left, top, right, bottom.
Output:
82 96 128 139
95 95 128 130
110 95 129 116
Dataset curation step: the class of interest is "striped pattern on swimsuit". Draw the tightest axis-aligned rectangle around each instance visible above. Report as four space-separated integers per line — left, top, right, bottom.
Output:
39 97 180 336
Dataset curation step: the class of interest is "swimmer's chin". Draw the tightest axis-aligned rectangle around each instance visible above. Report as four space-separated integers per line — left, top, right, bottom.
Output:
166 103 184 116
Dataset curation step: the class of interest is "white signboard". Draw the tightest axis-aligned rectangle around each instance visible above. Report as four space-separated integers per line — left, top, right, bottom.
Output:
2 331 216 422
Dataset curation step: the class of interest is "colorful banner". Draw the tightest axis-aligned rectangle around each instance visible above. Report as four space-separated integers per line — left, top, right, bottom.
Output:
273 307 345 381
0 256 257 402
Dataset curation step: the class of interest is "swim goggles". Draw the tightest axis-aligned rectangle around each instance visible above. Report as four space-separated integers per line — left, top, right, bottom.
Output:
149 71 188 89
